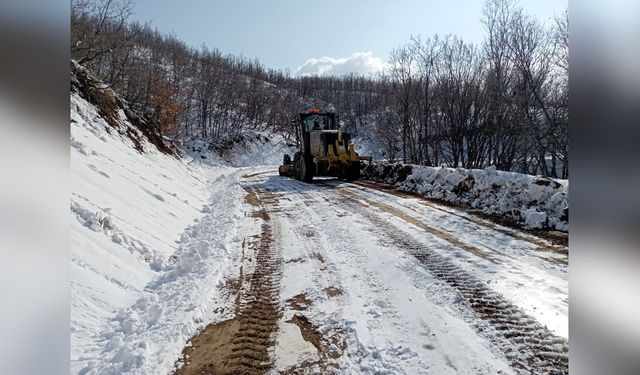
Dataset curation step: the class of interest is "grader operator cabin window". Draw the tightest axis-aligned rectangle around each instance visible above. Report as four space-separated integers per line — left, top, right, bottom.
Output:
303 114 337 131
304 115 324 131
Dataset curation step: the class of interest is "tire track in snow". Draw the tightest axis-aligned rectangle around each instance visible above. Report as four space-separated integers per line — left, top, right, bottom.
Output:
282 180 516 373
334 189 569 374
334 188 501 264
175 187 283 375
352 180 568 254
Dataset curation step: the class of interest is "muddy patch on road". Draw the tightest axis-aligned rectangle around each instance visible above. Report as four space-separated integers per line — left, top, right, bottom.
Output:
324 286 343 297
250 208 270 221
279 316 349 374
175 189 283 375
244 189 261 206
287 293 311 311
287 315 322 351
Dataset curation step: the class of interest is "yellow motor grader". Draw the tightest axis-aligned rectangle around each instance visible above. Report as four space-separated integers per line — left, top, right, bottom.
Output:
279 109 371 182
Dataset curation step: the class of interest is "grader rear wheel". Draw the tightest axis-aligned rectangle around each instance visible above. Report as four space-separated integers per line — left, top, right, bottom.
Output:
300 156 314 183
293 152 302 180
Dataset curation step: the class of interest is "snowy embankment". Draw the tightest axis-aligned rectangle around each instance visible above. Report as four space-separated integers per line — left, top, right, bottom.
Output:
70 63 253 374
363 162 569 231
185 131 295 168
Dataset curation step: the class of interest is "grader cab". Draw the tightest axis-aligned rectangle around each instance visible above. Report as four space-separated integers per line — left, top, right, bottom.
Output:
279 109 371 182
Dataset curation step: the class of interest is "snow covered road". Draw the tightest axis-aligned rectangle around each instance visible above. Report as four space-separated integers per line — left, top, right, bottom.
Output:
177 168 568 375
70 67 566 374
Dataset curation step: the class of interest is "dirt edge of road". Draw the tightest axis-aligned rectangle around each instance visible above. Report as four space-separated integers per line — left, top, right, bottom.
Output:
173 189 282 375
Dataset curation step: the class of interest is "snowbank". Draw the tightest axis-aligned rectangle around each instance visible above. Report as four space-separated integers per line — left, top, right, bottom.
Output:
363 162 569 231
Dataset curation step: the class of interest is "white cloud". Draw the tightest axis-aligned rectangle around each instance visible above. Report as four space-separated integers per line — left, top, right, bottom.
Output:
294 51 387 77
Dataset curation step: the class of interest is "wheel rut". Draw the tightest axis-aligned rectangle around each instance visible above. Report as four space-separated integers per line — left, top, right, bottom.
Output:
337 191 569 375
174 188 282 375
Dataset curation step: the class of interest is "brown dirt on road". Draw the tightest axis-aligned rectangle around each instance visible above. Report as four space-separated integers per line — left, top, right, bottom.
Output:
174 319 242 375
287 315 322 351
174 190 282 375
287 293 312 311
324 286 343 297
250 208 270 221
244 189 260 207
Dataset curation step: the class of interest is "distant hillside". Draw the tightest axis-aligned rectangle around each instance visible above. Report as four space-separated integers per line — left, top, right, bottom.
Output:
71 0 568 177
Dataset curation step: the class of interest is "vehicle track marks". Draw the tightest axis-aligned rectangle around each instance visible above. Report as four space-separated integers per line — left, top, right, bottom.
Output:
174 188 283 375
337 188 500 264
352 179 568 250
345 199 569 374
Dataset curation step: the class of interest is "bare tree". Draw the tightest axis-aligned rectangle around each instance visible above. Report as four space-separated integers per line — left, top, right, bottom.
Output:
481 0 520 170
69 0 568 175
71 0 134 65
410 35 440 165
389 45 415 163
507 9 556 175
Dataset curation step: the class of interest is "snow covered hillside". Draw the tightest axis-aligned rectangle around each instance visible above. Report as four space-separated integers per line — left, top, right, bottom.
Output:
363 162 569 231
185 131 295 168
70 63 247 374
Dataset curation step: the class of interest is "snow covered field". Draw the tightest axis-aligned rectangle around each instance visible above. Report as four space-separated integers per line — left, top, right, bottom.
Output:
70 76 568 374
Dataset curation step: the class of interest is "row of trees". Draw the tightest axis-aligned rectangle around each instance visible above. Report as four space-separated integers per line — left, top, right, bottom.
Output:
382 0 568 177
71 0 303 141
295 0 568 177
71 0 568 177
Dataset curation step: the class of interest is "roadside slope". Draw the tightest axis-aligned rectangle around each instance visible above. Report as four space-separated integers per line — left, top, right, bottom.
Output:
70 63 246 374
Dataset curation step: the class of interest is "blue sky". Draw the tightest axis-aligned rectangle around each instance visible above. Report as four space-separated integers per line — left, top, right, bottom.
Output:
129 0 567 76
